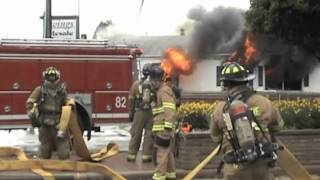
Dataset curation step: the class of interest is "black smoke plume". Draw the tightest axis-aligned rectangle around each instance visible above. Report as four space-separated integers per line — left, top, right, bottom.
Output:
187 6 318 89
187 6 245 61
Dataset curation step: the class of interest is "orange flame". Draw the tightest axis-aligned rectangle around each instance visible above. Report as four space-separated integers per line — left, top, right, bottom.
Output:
244 34 257 63
160 59 173 76
160 47 192 77
224 33 260 68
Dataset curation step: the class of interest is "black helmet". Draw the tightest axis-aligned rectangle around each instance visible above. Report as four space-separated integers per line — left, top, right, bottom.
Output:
142 63 152 77
150 64 164 81
220 62 255 82
43 66 61 82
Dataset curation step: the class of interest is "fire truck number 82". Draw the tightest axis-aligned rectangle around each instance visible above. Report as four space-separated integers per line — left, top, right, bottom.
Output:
115 96 127 108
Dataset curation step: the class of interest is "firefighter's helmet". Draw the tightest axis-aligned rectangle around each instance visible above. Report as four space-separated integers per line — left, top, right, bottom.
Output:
150 64 164 81
142 63 152 77
220 62 255 82
43 66 61 82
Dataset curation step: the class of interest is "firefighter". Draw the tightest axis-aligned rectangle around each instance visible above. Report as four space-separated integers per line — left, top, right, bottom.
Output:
26 66 70 160
210 62 284 180
127 63 154 163
151 65 177 180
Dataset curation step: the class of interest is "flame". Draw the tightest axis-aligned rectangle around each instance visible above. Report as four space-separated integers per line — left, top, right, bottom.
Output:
244 34 257 63
160 47 192 77
225 33 259 66
160 59 173 76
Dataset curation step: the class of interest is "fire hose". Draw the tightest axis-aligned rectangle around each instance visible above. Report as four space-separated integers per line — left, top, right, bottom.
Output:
183 140 314 180
60 99 119 162
0 148 125 180
0 98 125 180
276 140 313 180
182 144 221 180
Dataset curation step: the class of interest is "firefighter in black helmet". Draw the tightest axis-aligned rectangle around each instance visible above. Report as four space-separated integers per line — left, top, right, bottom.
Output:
26 66 70 160
150 64 177 180
210 62 284 180
127 63 155 163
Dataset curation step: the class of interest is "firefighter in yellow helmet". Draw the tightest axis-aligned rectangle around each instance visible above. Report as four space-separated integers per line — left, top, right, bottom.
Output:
210 62 284 180
150 64 177 180
26 66 70 160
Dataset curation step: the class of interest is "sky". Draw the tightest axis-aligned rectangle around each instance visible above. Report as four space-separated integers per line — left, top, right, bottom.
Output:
0 0 250 39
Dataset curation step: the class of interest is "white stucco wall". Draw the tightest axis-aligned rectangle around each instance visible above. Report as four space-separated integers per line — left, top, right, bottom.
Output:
303 63 320 92
179 60 221 92
137 57 320 93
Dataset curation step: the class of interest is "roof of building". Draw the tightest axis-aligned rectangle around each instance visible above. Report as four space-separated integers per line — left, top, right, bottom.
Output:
108 35 190 57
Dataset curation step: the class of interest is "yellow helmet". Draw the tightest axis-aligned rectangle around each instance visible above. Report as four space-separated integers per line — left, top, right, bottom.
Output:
220 62 255 82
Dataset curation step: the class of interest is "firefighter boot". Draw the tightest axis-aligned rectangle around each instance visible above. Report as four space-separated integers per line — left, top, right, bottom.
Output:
127 154 136 162
166 172 177 180
142 155 152 163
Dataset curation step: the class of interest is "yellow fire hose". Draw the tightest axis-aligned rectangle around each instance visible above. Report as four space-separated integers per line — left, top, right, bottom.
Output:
183 144 221 180
276 140 313 180
0 159 125 180
0 147 54 180
60 99 119 162
0 98 125 180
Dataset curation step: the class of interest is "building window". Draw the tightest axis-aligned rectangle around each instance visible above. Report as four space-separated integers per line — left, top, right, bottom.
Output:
258 66 263 86
304 75 309 87
265 55 302 90
216 66 222 86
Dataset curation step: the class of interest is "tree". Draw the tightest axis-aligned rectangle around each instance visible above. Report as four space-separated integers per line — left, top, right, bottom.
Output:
245 0 320 59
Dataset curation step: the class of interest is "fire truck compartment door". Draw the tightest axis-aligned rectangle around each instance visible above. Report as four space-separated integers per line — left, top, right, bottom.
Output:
93 91 129 119
0 94 12 114
86 61 132 91
0 60 40 91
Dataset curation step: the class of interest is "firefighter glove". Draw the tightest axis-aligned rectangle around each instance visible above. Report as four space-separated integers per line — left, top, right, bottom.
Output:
57 130 66 139
28 103 40 127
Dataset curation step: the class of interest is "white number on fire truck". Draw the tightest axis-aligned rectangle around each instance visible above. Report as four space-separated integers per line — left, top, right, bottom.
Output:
115 96 127 108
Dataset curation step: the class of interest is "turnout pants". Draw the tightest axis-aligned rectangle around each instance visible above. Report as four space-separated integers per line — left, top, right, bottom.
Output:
39 124 70 160
128 109 153 159
153 133 176 180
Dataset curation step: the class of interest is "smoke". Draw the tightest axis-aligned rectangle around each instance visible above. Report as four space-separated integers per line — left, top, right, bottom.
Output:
93 20 113 39
255 35 318 86
187 6 246 61
186 6 318 88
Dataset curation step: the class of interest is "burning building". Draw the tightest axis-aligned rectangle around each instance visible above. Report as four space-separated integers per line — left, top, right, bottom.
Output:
106 6 320 96
107 34 320 94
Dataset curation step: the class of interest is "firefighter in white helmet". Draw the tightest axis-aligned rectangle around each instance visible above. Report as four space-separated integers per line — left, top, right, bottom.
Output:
210 62 284 180
26 66 70 160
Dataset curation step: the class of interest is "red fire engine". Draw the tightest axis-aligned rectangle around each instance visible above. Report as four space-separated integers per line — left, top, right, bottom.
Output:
0 39 142 129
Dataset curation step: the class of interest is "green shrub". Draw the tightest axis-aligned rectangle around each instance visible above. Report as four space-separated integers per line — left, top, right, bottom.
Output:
177 98 320 130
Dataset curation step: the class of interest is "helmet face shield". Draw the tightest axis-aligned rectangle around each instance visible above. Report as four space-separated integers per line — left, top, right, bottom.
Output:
142 63 152 77
43 66 61 82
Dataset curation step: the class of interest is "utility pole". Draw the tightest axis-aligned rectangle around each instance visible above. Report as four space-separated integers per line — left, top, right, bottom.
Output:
44 0 52 38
